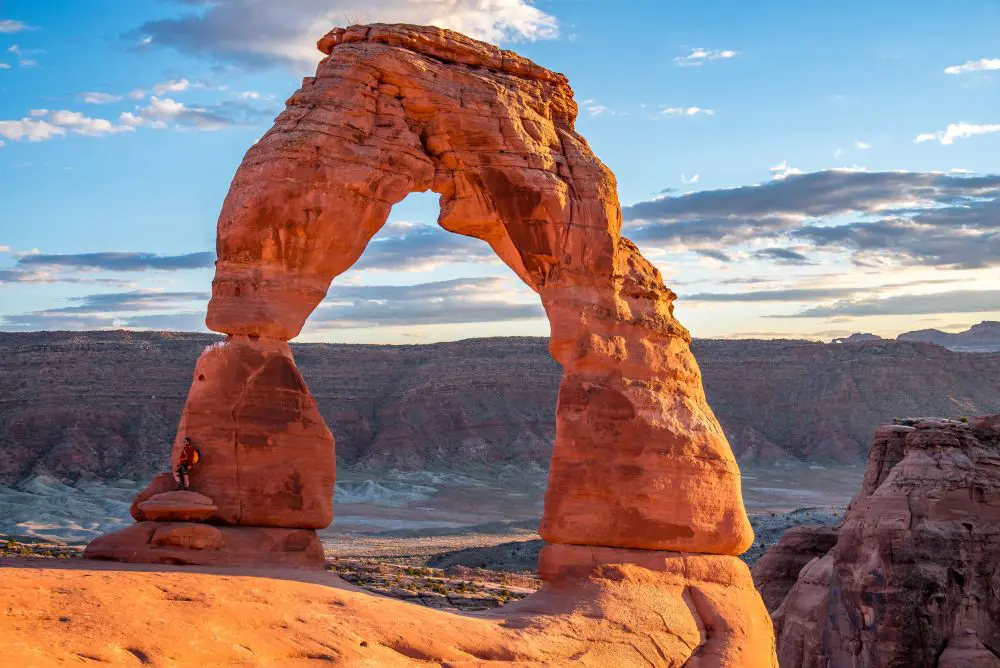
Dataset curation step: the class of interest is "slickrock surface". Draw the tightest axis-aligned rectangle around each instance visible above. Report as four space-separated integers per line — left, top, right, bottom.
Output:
770 415 1000 667
0 557 774 667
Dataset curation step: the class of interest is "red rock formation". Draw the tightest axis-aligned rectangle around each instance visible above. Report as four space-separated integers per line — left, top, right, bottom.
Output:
85 522 324 568
771 415 1000 667
136 491 217 522
82 23 773 662
202 22 750 556
751 524 838 613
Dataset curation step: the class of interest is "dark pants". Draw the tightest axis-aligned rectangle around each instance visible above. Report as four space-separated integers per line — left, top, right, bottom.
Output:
175 463 190 490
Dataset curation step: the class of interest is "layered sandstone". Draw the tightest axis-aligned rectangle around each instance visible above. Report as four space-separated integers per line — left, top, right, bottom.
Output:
78 23 775 663
199 22 751 555
751 524 838 613
770 415 1000 667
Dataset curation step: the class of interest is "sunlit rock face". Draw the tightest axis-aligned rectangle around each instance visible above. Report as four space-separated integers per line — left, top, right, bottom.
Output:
771 415 1000 668
206 22 752 556
84 23 774 664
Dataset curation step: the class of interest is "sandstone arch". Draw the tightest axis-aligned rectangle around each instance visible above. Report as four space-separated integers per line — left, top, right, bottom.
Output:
85 25 775 665
207 23 752 554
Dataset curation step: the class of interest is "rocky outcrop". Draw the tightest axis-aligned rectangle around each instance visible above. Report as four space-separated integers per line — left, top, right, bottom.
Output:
751 524 838 612
80 22 773 663
769 415 1000 667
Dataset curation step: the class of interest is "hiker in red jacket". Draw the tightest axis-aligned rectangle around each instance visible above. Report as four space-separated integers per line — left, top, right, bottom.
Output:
173 437 200 491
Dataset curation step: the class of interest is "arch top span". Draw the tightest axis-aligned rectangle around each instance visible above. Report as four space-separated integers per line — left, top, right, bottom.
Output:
203 23 753 556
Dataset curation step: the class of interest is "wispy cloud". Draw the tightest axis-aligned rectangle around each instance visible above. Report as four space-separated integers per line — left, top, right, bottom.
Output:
0 19 32 34
775 289 1000 318
945 58 1000 75
623 169 1000 269
854 140 871 150
121 96 274 131
81 92 123 105
675 47 738 67
915 122 1000 145
769 160 801 180
18 251 214 271
660 106 715 117
681 173 700 185
7 44 39 67
579 98 626 118
308 277 543 330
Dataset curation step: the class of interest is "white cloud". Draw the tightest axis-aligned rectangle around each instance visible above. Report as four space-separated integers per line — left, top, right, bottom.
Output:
769 160 802 180
0 245 10 252
834 148 845 157
0 63 9 70
0 109 136 142
681 173 700 184
239 90 262 100
81 92 123 105
675 47 739 67
945 58 1000 75
854 140 871 150
661 106 715 117
152 78 190 94
45 110 134 136
128 89 146 100
0 118 66 142
915 122 1000 145
0 20 30 33
124 96 264 131
579 98 626 118
133 0 559 69
7 44 38 67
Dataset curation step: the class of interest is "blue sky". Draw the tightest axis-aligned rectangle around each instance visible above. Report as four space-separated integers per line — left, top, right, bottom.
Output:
1 0 998 343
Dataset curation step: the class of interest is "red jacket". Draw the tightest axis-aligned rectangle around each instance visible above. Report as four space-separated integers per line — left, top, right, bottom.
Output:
178 443 198 466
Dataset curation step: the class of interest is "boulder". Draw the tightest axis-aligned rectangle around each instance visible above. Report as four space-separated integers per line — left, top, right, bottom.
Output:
751 524 839 613
136 491 217 522
84 522 324 568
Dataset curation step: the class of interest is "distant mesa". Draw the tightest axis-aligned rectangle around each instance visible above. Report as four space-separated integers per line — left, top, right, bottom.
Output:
897 320 1000 352
831 332 884 344
833 321 1000 352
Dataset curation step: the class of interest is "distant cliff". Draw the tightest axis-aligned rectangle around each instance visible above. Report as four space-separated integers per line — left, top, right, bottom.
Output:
1 331 998 483
897 321 1000 352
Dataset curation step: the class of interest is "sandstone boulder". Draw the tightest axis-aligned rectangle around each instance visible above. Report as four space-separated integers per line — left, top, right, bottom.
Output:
751 524 838 613
84 522 324 568
159 336 335 529
772 415 1000 667
136 491 217 522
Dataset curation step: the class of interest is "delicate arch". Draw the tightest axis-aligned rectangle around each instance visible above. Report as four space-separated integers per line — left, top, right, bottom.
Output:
203 24 751 555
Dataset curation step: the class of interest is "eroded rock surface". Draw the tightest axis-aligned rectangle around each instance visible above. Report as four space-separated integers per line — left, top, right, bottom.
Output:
200 22 751 555
79 23 774 663
771 415 1000 667
751 524 838 613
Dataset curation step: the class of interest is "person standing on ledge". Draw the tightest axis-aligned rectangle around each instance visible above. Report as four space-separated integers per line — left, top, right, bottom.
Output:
174 437 200 491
